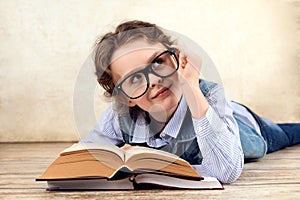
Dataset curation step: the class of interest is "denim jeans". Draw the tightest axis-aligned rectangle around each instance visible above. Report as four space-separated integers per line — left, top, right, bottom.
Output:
243 108 300 153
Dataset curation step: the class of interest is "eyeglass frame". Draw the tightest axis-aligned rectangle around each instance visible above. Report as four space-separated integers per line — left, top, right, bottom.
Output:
114 48 179 99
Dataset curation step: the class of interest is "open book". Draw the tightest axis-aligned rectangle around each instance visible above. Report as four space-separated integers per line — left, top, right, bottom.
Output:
36 143 223 190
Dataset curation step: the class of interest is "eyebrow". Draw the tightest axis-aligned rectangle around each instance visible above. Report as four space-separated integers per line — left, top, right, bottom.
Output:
125 50 162 75
147 50 161 64
115 50 163 85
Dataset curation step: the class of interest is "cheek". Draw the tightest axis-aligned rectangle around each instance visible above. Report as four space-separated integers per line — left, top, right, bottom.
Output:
168 77 182 97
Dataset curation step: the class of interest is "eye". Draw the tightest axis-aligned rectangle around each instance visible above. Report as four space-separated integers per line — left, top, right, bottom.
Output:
152 58 164 69
154 57 164 64
129 73 143 84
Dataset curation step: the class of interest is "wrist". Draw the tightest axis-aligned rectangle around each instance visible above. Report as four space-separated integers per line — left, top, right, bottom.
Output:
182 84 209 118
180 79 199 90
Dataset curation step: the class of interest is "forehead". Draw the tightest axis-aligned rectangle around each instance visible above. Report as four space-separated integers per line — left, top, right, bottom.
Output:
110 39 166 83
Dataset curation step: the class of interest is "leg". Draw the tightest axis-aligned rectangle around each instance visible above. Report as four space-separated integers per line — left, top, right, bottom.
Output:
278 123 300 146
234 102 299 153
258 117 290 153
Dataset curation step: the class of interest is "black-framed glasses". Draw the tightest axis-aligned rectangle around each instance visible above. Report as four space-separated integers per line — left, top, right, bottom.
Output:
115 48 179 99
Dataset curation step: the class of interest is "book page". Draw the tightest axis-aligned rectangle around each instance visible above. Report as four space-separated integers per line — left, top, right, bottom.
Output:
47 178 134 190
60 143 125 161
122 146 201 179
123 146 179 162
134 173 222 189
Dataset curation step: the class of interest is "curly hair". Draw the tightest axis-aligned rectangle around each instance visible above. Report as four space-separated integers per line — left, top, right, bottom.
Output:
93 20 175 119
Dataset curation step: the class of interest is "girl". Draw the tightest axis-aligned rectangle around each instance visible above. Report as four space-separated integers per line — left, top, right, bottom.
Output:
80 20 300 183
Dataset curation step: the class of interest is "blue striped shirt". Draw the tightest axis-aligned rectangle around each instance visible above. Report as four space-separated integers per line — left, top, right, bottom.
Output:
80 84 245 183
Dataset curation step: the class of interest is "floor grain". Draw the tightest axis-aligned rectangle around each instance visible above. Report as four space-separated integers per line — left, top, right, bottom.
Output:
0 143 299 199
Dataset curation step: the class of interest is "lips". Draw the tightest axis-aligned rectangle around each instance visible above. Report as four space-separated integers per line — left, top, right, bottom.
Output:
152 86 171 99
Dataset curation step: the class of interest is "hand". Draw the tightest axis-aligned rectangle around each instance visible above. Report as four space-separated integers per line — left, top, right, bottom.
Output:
121 144 132 151
175 46 202 89
173 46 209 118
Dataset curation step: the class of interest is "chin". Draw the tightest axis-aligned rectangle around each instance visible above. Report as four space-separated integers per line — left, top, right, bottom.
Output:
162 96 180 111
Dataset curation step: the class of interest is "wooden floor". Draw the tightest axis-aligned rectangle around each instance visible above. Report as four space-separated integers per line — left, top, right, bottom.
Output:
0 143 299 200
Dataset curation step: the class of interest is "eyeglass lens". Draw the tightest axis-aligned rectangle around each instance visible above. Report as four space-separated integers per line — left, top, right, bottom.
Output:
120 50 178 99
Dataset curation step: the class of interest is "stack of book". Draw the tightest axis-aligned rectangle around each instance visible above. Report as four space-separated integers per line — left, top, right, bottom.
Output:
36 143 223 190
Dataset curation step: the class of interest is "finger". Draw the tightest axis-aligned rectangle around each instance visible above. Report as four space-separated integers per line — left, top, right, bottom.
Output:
171 45 187 69
121 144 132 151
179 54 187 69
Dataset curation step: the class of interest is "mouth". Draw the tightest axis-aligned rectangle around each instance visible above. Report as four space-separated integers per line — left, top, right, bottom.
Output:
152 85 172 99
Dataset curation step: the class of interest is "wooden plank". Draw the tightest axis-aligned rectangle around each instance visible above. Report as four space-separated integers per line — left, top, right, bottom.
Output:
233 169 300 185
0 143 299 199
0 184 299 200
243 159 300 170
2 168 299 189
1 172 299 189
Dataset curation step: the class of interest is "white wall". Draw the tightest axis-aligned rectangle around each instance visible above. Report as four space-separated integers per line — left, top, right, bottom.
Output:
0 0 299 142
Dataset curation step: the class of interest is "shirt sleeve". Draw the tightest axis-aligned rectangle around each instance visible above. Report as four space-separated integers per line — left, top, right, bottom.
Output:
192 84 244 183
79 104 124 146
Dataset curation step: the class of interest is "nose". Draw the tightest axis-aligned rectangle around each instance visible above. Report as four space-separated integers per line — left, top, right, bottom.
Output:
149 74 163 88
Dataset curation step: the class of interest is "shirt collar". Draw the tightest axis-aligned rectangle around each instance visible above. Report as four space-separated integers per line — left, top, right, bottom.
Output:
161 96 187 138
131 96 187 143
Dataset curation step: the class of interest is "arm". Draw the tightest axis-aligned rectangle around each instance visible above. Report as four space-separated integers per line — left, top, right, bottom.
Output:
192 85 244 183
178 51 244 183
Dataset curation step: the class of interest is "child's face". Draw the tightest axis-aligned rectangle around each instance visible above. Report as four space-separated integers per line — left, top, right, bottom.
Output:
110 39 182 121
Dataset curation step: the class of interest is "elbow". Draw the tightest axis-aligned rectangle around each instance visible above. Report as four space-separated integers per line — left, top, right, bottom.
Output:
221 167 243 184
219 154 244 184
203 151 244 184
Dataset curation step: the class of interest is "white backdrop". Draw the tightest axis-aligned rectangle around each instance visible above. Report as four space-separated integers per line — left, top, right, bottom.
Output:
0 0 299 142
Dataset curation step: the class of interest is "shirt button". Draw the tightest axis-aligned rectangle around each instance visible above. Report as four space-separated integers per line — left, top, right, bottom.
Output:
160 133 166 138
198 126 203 132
